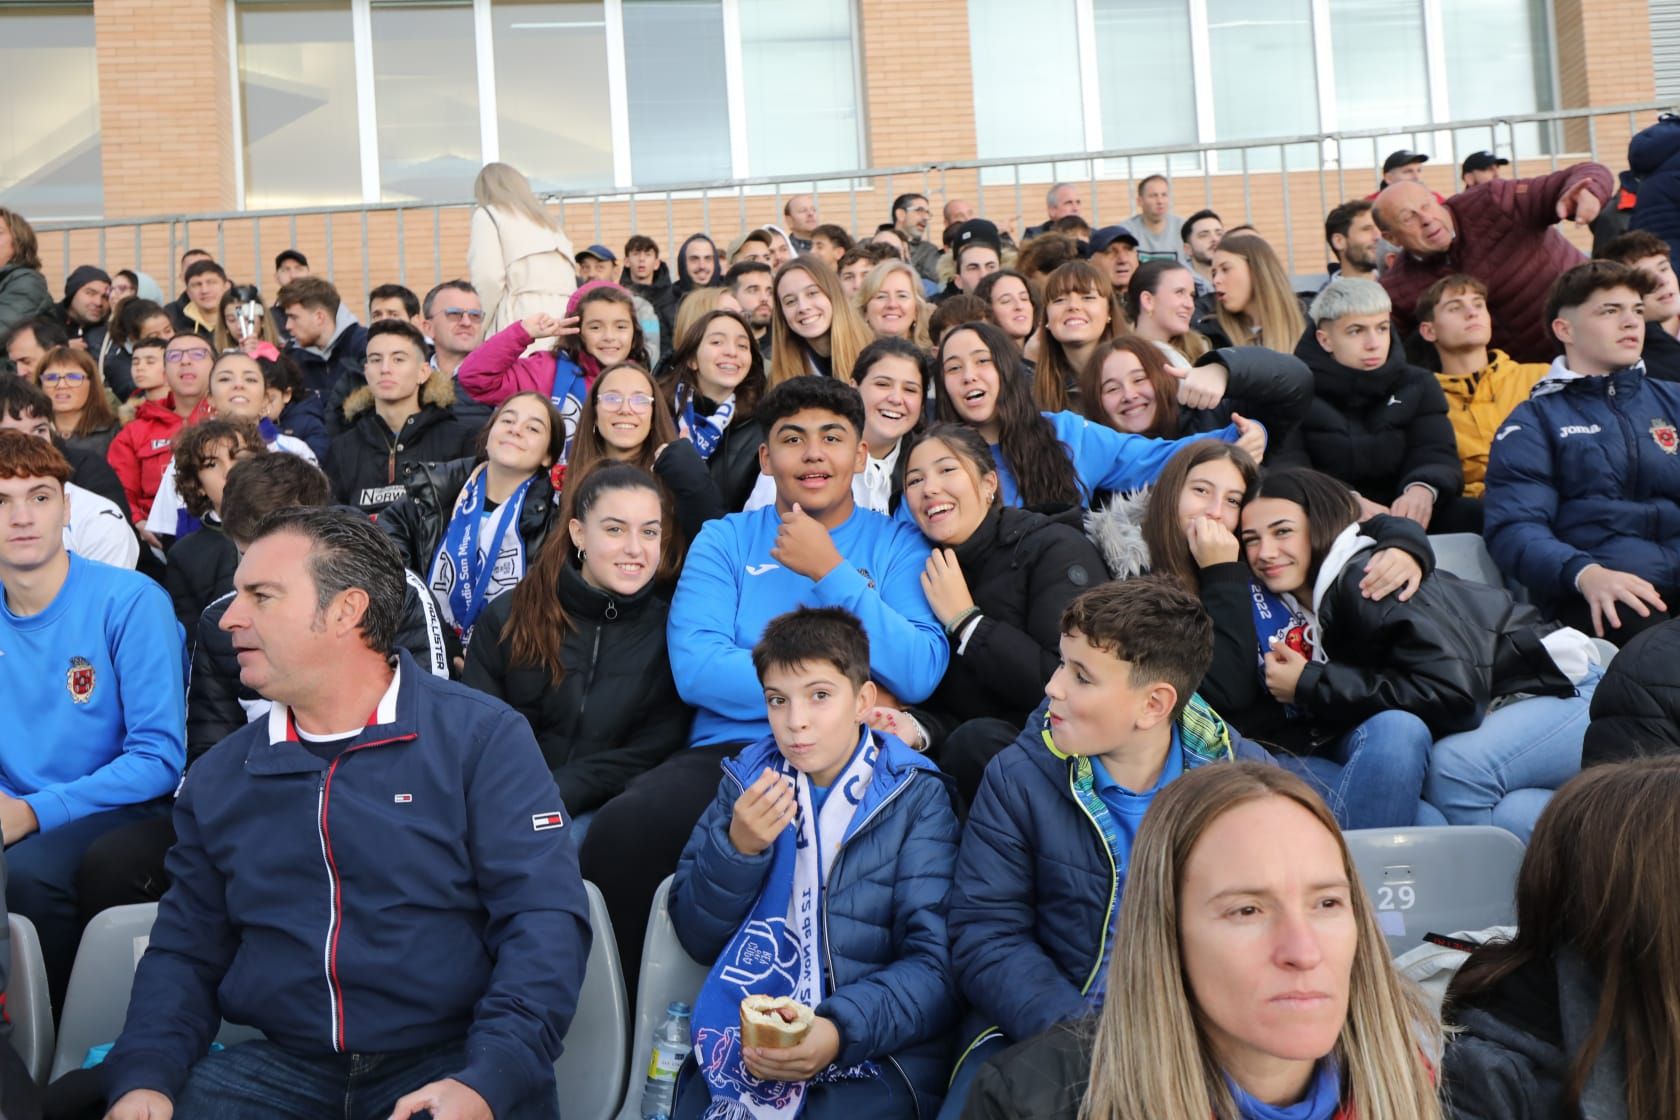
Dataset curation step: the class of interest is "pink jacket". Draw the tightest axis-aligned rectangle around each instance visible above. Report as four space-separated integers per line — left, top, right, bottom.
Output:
457 322 564 407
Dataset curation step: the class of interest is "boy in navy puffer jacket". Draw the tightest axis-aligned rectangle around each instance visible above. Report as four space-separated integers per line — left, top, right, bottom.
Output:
1485 260 1680 646
669 606 959 1120
939 576 1273 1119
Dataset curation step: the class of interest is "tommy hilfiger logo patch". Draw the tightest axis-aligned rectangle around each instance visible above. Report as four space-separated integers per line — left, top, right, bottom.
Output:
532 812 565 832
66 656 95 703
393 794 413 803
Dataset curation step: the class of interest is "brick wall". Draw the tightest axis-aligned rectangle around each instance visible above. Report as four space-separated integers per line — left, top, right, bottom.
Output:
857 0 978 167
94 0 237 217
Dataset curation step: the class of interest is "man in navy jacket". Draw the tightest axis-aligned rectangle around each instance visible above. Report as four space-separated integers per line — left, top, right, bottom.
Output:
1485 260 1680 646
103 507 589 1120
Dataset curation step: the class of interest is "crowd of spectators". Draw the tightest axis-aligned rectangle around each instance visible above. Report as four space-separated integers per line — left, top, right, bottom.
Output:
1 114 1679 1119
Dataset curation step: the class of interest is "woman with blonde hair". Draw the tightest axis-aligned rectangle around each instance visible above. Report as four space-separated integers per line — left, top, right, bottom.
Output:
857 258 932 348
767 255 874 386
468 161 579 334
1208 233 1309 354
967 762 1443 1120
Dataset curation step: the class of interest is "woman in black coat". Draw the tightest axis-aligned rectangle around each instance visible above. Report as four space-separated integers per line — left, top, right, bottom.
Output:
462 463 691 826
656 308 767 511
868 423 1107 804
378 392 565 580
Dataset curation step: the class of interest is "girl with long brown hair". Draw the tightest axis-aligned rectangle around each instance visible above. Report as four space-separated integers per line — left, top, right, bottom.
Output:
1209 233 1309 353
656 308 767 511
1445 756 1680 1120
966 762 1445 1120
1035 260 1128 410
767 254 874 386
463 462 688 832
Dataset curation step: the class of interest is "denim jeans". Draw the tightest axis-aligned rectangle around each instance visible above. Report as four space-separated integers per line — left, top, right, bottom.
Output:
1275 710 1434 830
1423 666 1600 841
172 1038 560 1120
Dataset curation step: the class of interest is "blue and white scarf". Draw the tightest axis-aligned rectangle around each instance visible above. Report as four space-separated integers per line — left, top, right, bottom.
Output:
691 732 882 1118
427 464 534 643
549 355 589 463
1249 581 1318 720
676 382 736 461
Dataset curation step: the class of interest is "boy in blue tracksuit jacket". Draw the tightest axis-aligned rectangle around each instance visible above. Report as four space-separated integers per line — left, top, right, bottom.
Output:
1485 260 1680 646
0 432 185 1006
938 578 1274 1119
580 376 949 979
669 606 960 1120
101 510 589 1120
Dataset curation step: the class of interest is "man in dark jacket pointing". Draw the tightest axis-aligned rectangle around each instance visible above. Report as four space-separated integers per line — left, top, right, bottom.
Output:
102 507 588 1120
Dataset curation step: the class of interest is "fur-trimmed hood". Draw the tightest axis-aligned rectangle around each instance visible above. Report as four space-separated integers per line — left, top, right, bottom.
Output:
1081 488 1153 580
342 367 459 421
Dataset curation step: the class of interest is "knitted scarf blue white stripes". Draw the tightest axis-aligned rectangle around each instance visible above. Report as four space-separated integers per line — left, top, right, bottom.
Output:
691 731 881 1118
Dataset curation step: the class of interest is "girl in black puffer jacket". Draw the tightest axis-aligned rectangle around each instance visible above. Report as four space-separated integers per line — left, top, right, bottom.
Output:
462 464 691 825
869 423 1107 804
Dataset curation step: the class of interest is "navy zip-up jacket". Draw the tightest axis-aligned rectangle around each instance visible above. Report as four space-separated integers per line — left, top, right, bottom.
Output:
1484 360 1680 604
669 732 960 1118
102 650 592 1116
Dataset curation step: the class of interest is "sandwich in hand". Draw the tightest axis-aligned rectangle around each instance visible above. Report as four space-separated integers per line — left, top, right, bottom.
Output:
739 995 814 1049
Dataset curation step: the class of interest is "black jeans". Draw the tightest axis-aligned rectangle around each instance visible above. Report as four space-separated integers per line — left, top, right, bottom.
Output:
74 811 177 926
577 743 739 1002
1555 585 1677 648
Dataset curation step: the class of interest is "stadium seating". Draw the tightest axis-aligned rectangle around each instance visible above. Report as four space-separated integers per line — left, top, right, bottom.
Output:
1345 826 1525 957
6 913 52 1083
558 880 631 1120
616 874 711 1120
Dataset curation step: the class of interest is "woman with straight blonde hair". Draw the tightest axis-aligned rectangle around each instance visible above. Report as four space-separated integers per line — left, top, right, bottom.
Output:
966 761 1443 1120
469 161 579 334
857 257 932 348
1208 233 1309 354
767 254 874 386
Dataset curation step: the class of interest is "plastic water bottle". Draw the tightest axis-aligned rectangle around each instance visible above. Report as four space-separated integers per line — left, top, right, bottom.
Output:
640 1000 693 1119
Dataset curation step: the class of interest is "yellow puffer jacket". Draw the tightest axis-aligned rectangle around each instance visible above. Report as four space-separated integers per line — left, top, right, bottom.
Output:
1435 349 1549 497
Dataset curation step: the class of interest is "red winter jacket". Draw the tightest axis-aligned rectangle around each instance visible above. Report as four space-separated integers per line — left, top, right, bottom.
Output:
1382 163 1613 363
106 397 201 521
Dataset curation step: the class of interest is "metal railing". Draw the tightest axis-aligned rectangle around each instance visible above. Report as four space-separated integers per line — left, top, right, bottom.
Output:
32 100 1675 299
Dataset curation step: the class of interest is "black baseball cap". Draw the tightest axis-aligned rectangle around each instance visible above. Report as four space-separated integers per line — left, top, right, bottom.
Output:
275 249 308 270
1088 226 1140 255
1461 150 1511 175
1383 150 1429 175
950 218 1002 253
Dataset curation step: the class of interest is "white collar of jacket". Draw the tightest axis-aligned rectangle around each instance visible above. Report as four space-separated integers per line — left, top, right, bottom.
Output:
267 658 402 745
858 439 903 512
1310 521 1378 617
1531 355 1646 398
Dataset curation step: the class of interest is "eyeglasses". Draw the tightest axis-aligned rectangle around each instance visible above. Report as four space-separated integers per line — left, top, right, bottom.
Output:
598 391 654 413
166 348 212 363
39 371 87 385
440 307 485 322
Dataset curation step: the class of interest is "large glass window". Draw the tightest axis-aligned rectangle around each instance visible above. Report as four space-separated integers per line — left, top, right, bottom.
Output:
968 0 1085 163
622 0 731 184
1441 0 1554 155
738 0 860 178
0 4 102 220
1329 0 1430 133
238 1 363 209
1207 0 1319 170
491 0 614 192
371 1 482 202
1093 0 1197 160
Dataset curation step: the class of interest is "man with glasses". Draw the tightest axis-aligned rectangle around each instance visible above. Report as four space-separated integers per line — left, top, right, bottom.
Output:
891 193 942 284
325 320 473 515
422 280 492 429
